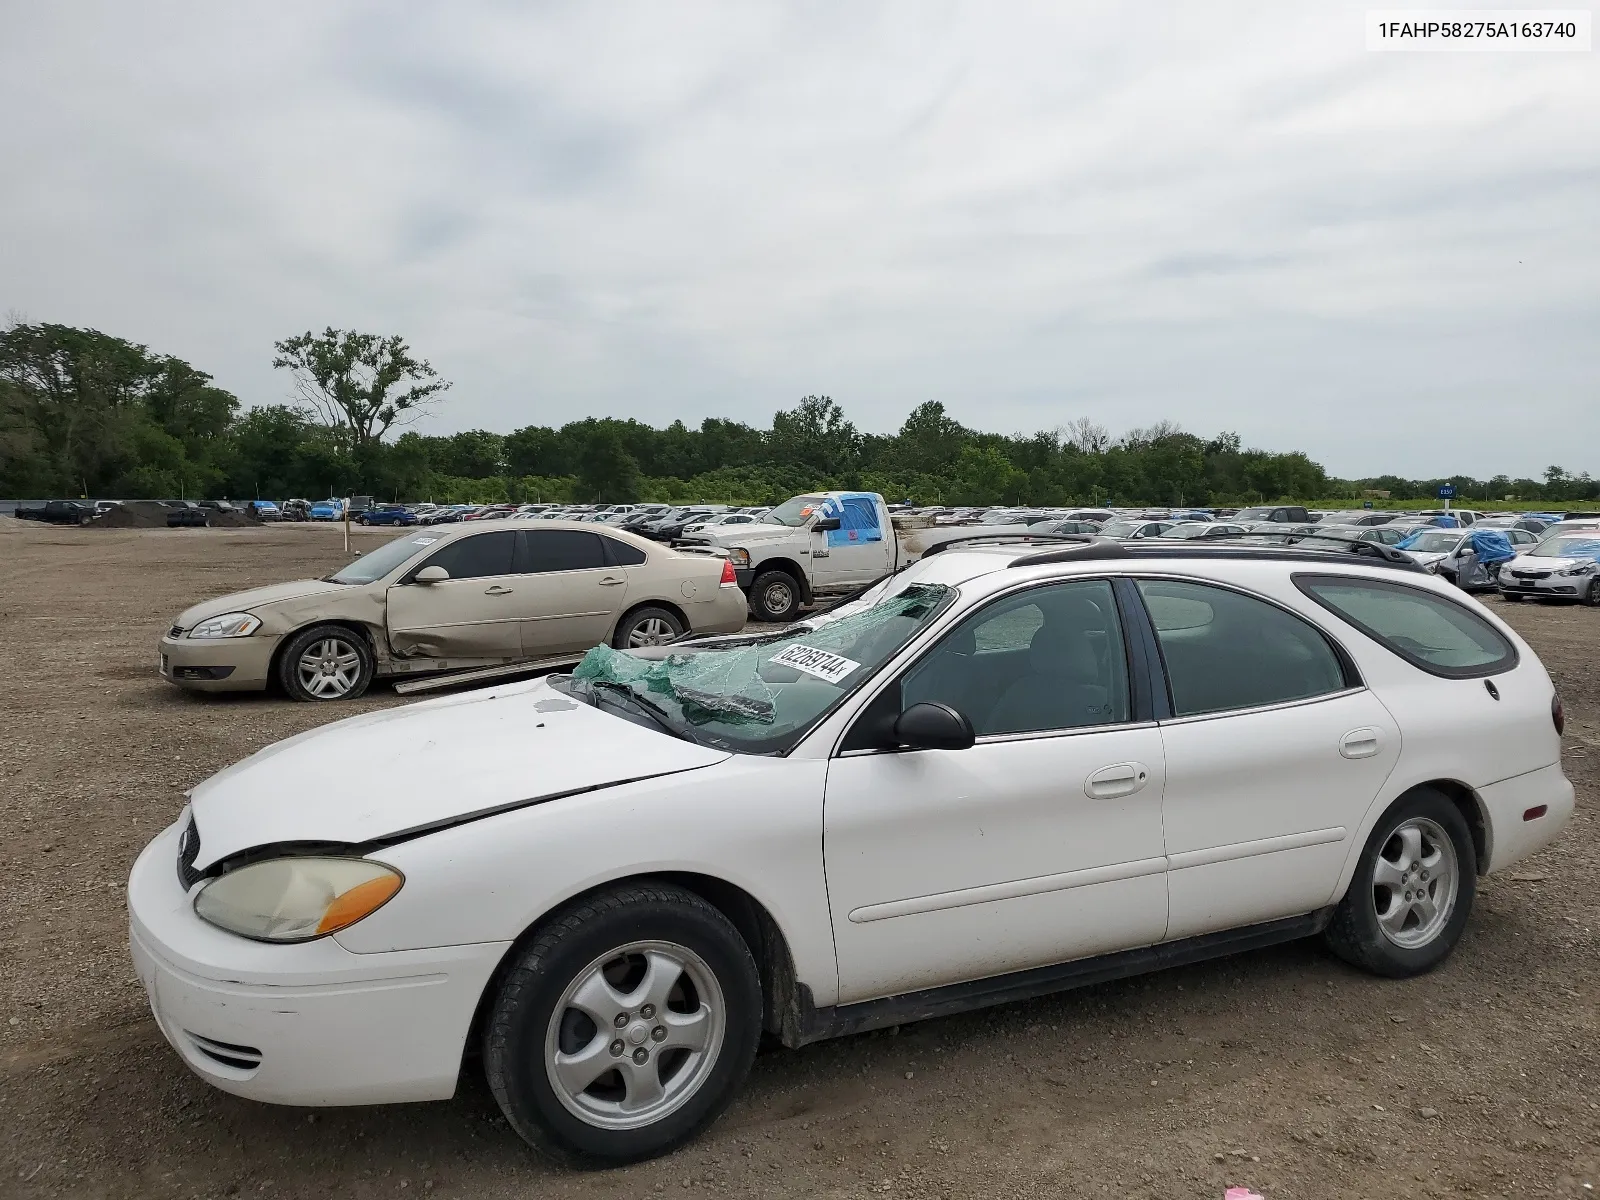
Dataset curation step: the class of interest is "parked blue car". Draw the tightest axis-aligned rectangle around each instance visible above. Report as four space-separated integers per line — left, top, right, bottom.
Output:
356 504 418 527
309 499 345 521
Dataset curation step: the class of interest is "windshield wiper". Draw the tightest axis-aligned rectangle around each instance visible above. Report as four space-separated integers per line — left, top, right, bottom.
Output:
581 679 701 745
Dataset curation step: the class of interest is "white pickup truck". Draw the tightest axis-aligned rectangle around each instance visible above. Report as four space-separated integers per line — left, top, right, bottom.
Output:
689 490 1040 621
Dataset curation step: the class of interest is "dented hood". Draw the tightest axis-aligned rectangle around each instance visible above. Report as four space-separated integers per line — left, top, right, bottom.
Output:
176 579 348 628
186 675 729 869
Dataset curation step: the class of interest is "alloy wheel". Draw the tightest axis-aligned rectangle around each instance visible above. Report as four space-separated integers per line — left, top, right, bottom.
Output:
295 637 364 699
544 940 725 1131
627 618 678 648
1371 816 1459 949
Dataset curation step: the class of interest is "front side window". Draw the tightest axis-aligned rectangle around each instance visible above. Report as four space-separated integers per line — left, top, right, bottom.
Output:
418 531 516 581
900 580 1130 736
1137 579 1348 717
1295 575 1517 678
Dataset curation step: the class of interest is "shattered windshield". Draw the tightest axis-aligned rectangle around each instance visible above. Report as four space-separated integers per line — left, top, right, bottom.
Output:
557 583 954 754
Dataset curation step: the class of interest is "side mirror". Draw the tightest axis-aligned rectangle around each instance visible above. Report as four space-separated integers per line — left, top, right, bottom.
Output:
893 702 976 751
813 516 842 532
414 565 450 584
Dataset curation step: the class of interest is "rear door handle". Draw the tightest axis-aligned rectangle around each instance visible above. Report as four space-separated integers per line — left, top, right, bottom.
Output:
598 576 626 586
484 585 514 596
1339 727 1382 759
1085 762 1150 799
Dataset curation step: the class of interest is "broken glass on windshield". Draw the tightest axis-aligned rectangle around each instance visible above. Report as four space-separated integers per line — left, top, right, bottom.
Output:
562 583 954 753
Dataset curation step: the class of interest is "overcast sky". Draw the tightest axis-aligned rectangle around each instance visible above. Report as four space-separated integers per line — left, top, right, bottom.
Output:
2 2 1596 480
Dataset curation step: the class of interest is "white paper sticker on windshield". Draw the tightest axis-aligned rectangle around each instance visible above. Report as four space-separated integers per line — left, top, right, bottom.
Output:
413 537 438 545
770 644 861 684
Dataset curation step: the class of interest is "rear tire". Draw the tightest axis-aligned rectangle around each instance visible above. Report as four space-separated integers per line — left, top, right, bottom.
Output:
483 883 762 1165
1323 788 1476 978
612 606 685 649
276 624 375 702
748 570 802 623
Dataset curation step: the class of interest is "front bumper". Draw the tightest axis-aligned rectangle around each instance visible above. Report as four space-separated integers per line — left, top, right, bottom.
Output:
734 567 754 590
128 819 510 1106
1499 570 1594 599
158 632 279 692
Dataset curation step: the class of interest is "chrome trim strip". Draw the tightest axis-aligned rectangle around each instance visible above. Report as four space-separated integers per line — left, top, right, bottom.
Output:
1167 826 1347 871
847 855 1169 924
1158 686 1367 727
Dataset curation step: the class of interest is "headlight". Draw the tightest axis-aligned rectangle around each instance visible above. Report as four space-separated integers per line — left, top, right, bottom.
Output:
194 857 403 942
1557 562 1596 576
188 612 262 639
727 548 751 568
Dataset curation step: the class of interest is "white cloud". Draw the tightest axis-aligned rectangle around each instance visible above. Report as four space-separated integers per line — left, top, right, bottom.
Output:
1 0 1595 478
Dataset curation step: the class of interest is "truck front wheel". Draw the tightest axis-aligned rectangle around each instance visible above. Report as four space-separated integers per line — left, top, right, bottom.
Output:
748 570 802 623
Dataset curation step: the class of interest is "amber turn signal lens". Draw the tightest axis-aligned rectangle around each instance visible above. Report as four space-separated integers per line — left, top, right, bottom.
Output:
317 873 404 935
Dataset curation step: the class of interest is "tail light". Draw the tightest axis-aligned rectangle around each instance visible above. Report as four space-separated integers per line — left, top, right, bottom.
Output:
1552 692 1565 736
720 558 738 587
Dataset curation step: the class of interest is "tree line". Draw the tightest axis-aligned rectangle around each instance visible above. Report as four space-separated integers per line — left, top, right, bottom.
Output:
2 321 1593 508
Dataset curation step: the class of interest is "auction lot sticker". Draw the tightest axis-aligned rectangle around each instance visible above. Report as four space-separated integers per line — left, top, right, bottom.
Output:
770 644 862 684
1367 9 1591 50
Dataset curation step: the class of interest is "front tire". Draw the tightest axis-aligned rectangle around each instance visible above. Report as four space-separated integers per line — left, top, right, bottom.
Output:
1323 788 1476 978
483 883 762 1165
276 624 375 702
1584 580 1600 608
1501 592 1524 603
748 570 802 622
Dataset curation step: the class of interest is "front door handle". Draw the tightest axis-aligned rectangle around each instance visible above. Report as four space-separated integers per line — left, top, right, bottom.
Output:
1340 728 1382 759
1085 761 1150 799
598 576 626 586
484 585 514 596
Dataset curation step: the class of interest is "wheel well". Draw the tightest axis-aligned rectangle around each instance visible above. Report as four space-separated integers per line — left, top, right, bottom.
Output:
267 620 378 686
463 872 803 1069
614 598 689 638
750 559 811 604
1408 779 1490 873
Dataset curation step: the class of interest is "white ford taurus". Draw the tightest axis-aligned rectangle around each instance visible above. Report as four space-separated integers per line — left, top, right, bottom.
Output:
128 538 1574 1163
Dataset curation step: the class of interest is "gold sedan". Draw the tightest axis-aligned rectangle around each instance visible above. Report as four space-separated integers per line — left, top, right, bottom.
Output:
159 522 748 701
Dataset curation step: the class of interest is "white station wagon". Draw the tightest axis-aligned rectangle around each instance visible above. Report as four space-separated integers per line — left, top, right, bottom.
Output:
128 538 1574 1163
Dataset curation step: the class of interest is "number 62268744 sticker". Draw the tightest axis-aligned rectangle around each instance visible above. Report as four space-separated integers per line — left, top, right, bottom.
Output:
768 644 862 684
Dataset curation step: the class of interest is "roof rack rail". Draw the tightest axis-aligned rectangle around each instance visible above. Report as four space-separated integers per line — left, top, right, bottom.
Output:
918 532 1100 558
1220 530 1419 566
1011 539 1425 572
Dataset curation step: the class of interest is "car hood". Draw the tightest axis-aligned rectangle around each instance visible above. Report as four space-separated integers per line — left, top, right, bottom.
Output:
175 579 350 627
185 674 730 869
695 522 791 546
1513 556 1588 571
1405 551 1449 566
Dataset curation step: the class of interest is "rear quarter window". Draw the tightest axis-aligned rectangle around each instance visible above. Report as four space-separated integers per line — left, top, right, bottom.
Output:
1294 575 1517 678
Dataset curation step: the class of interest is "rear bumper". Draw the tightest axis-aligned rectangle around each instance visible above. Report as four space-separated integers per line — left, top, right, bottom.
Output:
1479 763 1575 873
129 820 509 1106
159 633 277 692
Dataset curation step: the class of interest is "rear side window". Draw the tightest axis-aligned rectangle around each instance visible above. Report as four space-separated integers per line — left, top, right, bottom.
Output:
1136 579 1349 717
420 531 515 580
1295 575 1517 678
517 529 606 573
602 537 648 566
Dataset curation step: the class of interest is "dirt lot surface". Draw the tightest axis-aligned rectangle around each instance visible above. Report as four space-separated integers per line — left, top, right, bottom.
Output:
1 524 1596 1199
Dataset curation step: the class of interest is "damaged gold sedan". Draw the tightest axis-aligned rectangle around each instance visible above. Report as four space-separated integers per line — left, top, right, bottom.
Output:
158 523 749 701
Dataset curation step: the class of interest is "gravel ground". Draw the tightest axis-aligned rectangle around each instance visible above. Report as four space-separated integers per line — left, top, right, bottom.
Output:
0 523 1595 1199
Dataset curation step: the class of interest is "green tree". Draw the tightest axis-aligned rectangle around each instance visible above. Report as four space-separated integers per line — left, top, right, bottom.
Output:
272 328 451 449
574 429 642 502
